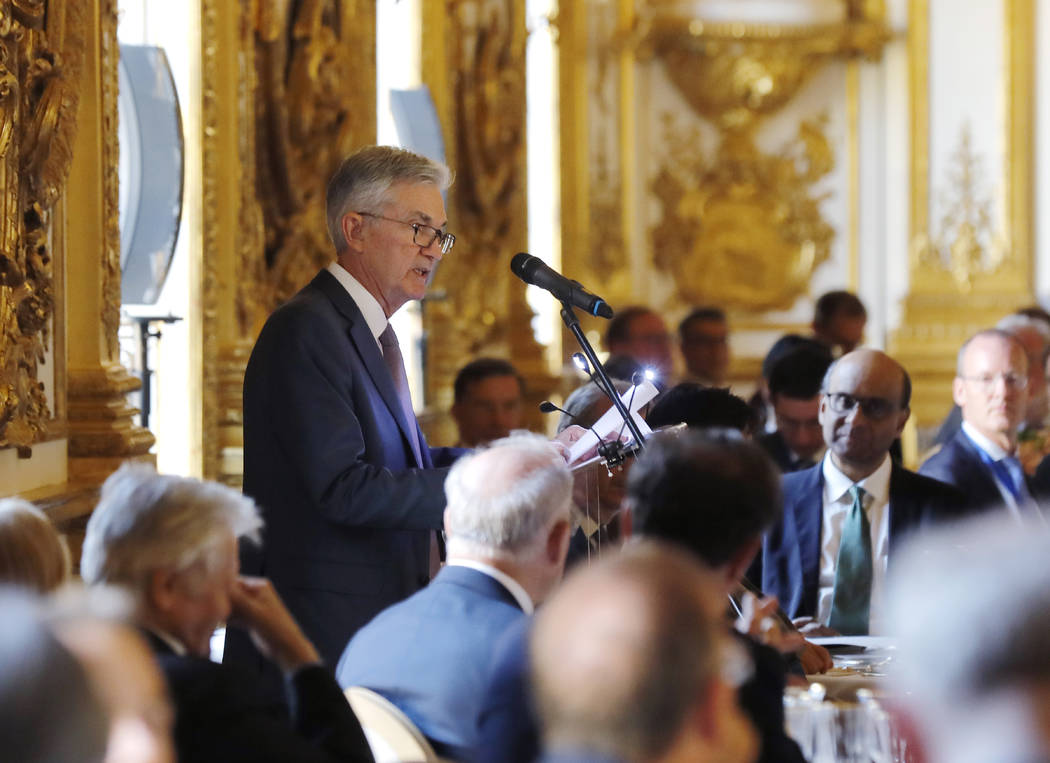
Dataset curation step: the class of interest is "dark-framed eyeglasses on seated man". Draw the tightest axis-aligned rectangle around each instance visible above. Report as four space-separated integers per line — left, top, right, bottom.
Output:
358 211 456 253
824 391 899 420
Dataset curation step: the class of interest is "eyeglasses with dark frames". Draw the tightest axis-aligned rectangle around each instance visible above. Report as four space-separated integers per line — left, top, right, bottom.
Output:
358 212 456 254
824 391 898 420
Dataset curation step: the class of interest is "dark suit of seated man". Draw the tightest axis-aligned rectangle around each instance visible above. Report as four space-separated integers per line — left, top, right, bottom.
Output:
920 329 1049 524
80 465 373 763
337 435 573 760
762 349 966 636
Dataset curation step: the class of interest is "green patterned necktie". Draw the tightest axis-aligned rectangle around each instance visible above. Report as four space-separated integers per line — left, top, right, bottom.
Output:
828 485 872 635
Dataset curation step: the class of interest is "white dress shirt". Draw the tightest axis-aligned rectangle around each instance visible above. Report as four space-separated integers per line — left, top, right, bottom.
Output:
446 559 534 614
817 453 892 634
326 261 387 346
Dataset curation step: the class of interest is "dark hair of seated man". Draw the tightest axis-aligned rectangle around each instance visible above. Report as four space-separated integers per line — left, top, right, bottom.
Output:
646 383 759 436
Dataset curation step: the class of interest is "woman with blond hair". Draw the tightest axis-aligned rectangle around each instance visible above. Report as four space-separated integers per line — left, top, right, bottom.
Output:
0 497 71 592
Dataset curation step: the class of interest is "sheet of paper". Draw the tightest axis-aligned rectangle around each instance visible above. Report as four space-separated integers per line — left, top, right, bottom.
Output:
568 380 658 464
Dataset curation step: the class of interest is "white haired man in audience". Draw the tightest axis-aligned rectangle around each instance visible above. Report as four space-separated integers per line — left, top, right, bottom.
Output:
889 515 1050 763
337 434 573 760
80 464 373 763
531 542 758 763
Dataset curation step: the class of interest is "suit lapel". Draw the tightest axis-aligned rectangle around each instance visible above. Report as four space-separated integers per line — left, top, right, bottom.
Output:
312 270 423 467
794 466 824 613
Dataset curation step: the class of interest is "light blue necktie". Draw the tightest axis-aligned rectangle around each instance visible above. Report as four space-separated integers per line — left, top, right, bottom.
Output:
828 485 872 635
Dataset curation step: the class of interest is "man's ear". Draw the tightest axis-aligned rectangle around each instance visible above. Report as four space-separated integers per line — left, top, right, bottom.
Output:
952 376 966 408
340 212 366 252
547 518 572 565
894 406 911 437
619 505 633 542
148 568 179 615
726 537 761 585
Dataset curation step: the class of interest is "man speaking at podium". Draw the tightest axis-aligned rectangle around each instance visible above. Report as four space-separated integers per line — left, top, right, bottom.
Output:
231 146 465 669
230 145 585 674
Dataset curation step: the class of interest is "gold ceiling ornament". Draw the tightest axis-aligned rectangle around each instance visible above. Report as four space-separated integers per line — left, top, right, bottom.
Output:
911 124 1007 294
635 3 889 312
650 112 835 311
252 0 374 314
0 0 85 449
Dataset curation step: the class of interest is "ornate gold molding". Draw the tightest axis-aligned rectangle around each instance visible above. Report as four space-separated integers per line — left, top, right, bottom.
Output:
0 0 86 450
422 0 552 445
252 0 376 313
650 112 835 311
892 0 1035 429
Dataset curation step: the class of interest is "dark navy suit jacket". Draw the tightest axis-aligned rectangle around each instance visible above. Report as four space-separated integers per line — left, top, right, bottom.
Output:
144 631 373 763
236 269 462 668
336 564 527 760
919 429 1050 515
762 460 966 619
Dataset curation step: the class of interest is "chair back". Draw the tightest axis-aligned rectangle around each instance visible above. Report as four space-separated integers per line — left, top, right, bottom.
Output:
344 686 440 763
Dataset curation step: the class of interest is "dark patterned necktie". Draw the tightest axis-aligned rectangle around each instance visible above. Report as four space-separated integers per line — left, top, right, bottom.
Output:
379 323 422 466
828 485 872 635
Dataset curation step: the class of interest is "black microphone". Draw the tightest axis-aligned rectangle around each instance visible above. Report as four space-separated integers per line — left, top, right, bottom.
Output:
511 253 614 319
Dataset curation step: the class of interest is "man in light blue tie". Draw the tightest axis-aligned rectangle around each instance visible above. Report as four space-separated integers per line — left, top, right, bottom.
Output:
763 349 966 636
920 329 1049 524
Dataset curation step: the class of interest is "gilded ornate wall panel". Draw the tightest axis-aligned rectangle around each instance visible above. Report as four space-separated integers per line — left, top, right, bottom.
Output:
421 0 553 445
890 0 1034 430
201 0 376 482
0 0 86 451
558 2 891 384
66 0 154 481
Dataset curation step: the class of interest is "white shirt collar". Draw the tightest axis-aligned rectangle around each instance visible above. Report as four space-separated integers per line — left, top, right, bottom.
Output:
961 421 1013 460
822 451 892 505
446 559 534 614
146 626 187 656
326 261 388 342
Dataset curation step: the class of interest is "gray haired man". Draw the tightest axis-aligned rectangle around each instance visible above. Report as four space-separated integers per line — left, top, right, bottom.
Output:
80 464 373 763
337 434 574 760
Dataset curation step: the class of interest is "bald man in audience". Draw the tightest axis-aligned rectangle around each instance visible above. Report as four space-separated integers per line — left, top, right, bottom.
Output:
920 330 1048 522
762 349 965 635
889 515 1050 763
531 543 758 763
337 435 573 760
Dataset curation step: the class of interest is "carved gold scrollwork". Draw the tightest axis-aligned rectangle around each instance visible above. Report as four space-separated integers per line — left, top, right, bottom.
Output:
0 0 84 449
650 113 835 311
431 0 527 355
252 0 372 315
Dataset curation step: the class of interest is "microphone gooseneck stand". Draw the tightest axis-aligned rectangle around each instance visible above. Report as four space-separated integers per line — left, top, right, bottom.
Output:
559 302 647 455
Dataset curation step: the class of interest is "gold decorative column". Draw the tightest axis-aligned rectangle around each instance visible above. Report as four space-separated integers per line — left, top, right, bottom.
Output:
201 0 377 484
422 0 553 445
65 0 154 484
890 0 1035 429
